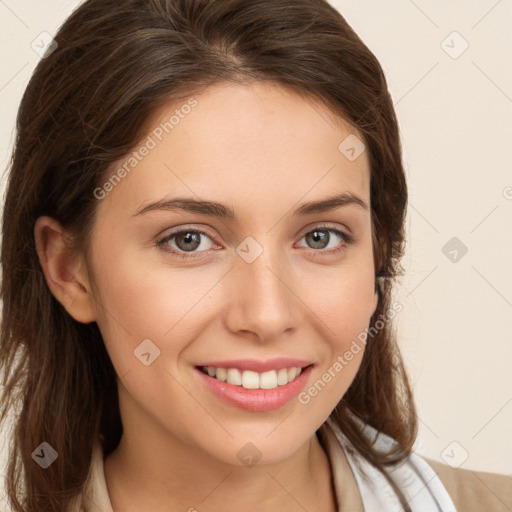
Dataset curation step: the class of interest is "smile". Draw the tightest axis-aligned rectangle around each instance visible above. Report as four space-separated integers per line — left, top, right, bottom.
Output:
197 365 306 390
194 363 314 412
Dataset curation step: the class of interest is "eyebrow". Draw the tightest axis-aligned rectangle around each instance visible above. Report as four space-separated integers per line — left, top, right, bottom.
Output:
132 192 369 219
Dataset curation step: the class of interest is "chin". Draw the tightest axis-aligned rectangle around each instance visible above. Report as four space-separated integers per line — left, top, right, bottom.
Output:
199 426 313 467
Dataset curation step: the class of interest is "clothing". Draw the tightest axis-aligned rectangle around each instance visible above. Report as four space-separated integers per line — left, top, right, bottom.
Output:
73 418 512 511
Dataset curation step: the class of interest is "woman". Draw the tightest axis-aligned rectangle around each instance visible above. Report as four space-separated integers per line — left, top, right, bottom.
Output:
1 1 510 511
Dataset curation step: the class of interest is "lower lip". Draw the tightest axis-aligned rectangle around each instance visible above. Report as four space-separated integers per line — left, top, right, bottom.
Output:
195 365 314 412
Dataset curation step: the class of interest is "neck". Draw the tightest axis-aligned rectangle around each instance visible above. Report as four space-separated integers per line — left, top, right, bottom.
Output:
103 391 337 512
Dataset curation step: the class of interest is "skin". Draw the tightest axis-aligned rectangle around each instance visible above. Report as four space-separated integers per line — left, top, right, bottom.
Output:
34 81 377 511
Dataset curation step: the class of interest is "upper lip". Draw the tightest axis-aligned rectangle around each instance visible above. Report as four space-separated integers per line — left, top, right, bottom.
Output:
195 358 314 373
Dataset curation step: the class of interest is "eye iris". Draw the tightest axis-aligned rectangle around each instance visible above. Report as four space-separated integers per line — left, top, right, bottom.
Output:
176 231 201 252
307 230 329 249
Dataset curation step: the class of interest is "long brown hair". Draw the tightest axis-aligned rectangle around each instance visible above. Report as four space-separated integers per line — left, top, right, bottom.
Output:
0 0 416 510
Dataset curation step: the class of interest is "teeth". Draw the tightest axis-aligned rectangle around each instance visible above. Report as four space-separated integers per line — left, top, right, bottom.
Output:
277 368 288 385
259 370 277 389
226 368 242 386
242 370 259 389
201 365 306 389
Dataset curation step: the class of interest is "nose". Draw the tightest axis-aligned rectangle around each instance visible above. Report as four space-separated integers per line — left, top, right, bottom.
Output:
224 245 302 343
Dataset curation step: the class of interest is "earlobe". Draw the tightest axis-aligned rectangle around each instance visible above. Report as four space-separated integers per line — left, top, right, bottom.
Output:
33 216 96 324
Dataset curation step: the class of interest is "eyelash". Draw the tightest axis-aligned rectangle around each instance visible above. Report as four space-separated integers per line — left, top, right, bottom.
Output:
155 224 355 260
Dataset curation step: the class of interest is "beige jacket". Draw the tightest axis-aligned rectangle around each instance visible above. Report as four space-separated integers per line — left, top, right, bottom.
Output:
424 457 512 512
74 420 512 511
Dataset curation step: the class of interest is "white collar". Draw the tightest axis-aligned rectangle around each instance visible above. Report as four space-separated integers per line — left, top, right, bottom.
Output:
324 416 457 511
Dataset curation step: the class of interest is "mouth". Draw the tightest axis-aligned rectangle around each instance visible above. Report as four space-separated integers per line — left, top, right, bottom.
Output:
196 364 313 390
194 362 315 412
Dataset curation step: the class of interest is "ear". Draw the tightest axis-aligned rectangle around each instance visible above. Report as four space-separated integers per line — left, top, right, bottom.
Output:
34 216 96 324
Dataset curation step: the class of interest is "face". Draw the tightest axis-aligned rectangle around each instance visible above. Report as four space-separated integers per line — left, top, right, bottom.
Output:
84 81 377 465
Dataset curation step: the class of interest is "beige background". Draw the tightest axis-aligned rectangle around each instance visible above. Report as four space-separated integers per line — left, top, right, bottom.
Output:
0 0 510 487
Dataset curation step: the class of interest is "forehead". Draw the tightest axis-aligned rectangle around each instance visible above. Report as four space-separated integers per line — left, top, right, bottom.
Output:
97 81 370 219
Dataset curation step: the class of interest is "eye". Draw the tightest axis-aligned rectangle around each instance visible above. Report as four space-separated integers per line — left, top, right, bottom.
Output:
155 224 355 260
297 225 354 256
156 228 216 259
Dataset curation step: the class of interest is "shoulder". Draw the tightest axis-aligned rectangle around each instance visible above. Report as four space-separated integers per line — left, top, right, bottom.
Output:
325 416 511 512
424 457 512 512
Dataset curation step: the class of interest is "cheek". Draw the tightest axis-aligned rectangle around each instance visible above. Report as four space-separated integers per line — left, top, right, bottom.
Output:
89 241 221 374
297 262 374 407
303 259 376 341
